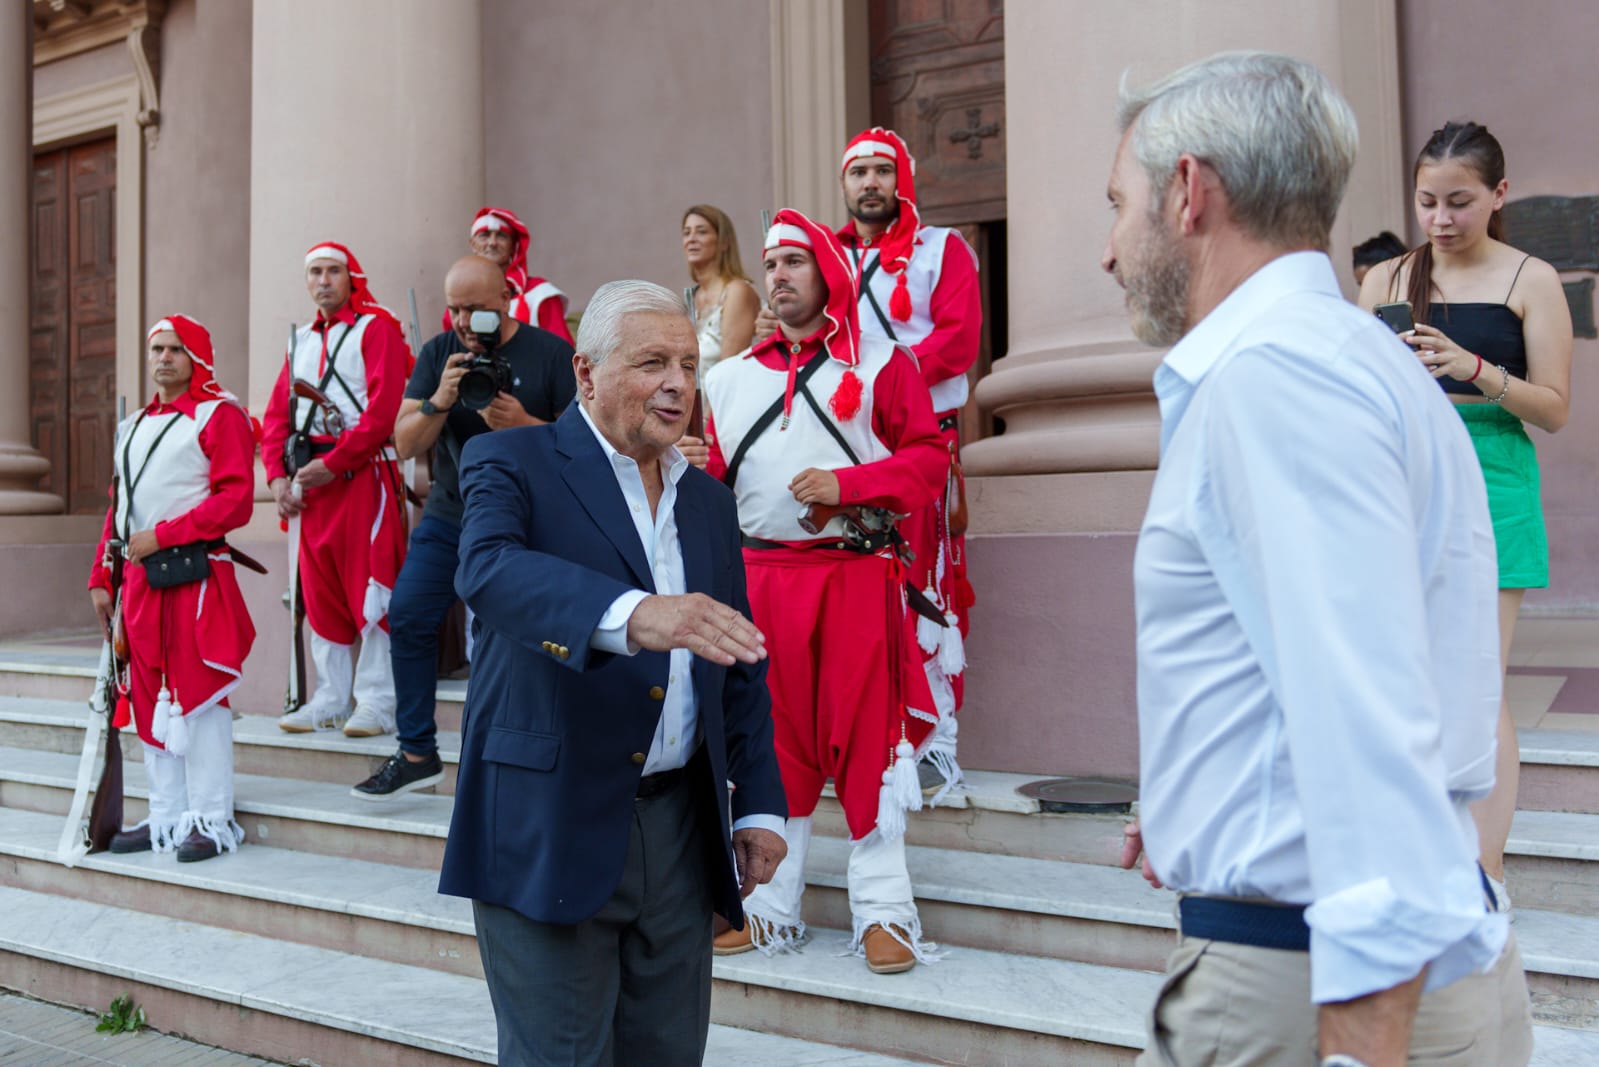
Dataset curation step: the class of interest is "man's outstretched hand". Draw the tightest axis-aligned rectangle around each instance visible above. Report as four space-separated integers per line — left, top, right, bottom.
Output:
625 593 766 666
731 827 787 898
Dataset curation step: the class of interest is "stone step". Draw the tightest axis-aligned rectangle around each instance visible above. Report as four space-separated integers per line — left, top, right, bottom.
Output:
711 926 1599 1066
0 694 465 794
0 884 932 1066
4 793 1594 1034
1520 728 1599 814
802 835 1599 1029
0 743 453 870
5 737 1599 915
0 651 467 729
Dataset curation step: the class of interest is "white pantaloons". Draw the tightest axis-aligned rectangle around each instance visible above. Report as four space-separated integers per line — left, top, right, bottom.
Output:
140 703 242 854
743 816 940 963
352 627 396 717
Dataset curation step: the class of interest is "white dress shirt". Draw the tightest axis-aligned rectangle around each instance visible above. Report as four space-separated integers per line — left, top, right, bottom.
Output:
1134 252 1506 1004
578 405 783 840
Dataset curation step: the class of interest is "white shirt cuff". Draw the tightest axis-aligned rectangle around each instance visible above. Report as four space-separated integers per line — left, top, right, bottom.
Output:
731 814 786 840
1305 868 1506 1003
590 590 650 655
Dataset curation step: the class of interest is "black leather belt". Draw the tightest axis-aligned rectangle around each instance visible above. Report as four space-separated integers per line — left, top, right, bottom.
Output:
636 764 687 799
741 532 893 554
937 413 959 432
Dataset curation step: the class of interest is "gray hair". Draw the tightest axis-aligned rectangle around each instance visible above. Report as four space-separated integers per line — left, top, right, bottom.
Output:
1117 51 1358 250
574 280 691 366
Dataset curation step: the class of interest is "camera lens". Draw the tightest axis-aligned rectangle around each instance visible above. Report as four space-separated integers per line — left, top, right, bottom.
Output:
457 365 497 410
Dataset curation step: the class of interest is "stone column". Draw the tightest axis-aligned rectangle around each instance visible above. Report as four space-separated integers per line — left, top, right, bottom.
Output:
246 0 485 423
768 0 870 222
956 0 1405 778
0 7 62 514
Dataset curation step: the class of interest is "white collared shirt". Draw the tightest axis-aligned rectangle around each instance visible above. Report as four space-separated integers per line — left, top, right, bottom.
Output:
579 405 782 839
1135 251 1506 1004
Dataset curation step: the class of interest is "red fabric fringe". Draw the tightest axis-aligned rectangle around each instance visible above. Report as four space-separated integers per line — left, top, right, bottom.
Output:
830 369 863 421
890 273 912 322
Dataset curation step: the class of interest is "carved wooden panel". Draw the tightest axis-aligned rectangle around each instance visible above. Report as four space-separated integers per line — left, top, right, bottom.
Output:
868 0 1005 225
31 138 117 514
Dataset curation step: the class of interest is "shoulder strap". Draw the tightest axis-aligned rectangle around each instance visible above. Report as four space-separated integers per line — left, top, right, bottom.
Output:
1505 255 1532 303
852 247 899 342
118 410 183 540
723 353 832 488
795 380 862 467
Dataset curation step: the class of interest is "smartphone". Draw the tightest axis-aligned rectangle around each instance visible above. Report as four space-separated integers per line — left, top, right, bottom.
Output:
1373 301 1415 334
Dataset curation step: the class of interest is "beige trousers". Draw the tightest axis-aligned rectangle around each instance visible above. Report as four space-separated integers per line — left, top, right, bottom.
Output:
1137 933 1532 1067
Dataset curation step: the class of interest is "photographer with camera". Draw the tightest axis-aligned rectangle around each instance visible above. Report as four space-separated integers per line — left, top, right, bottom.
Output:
352 255 575 800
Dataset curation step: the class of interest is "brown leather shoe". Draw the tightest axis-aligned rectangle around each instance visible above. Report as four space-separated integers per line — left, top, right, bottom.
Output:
175 828 222 863
862 924 917 974
713 923 754 956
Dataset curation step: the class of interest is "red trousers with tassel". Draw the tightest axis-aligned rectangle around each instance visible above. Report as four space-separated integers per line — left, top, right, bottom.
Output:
743 546 936 841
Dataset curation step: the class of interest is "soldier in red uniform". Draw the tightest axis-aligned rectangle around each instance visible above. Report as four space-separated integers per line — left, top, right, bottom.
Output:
261 242 410 738
90 315 257 862
703 210 947 974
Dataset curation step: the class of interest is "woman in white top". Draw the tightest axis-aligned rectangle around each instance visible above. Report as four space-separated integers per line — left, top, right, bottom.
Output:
682 204 759 376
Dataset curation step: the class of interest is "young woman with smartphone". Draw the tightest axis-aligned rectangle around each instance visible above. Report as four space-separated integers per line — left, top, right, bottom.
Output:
1359 121 1573 907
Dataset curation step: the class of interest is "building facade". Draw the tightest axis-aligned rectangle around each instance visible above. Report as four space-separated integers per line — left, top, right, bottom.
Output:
11 0 1597 777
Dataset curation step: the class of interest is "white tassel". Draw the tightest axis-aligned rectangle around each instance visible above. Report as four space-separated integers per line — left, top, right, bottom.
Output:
164 695 189 757
876 765 906 841
745 914 806 956
937 614 966 676
891 739 922 814
151 686 172 743
916 607 942 655
848 911 946 965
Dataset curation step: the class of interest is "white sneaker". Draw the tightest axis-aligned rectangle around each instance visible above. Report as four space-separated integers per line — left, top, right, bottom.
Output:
343 704 395 738
279 704 350 733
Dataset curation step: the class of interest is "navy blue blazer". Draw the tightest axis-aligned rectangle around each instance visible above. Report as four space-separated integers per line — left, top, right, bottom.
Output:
438 406 786 926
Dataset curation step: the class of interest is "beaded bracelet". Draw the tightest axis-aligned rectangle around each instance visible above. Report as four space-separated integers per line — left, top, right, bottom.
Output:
1488 365 1511 404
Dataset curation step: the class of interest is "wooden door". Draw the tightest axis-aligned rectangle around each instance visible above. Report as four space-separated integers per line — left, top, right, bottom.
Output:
869 0 1005 439
868 0 1005 225
31 139 117 514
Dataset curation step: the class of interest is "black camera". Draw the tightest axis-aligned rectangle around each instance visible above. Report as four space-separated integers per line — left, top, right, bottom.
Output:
457 309 511 411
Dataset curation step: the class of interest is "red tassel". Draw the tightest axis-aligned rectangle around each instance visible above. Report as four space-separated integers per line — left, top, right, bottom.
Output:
890 272 912 322
830 369 863 422
953 576 976 611
113 692 132 729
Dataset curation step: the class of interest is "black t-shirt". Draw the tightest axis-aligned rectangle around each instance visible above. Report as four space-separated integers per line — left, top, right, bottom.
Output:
405 323 576 527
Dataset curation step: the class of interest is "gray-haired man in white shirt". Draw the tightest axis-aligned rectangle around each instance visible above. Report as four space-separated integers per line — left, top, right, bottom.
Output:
1105 52 1531 1067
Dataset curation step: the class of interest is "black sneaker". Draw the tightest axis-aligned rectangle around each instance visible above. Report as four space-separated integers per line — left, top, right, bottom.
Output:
351 750 444 801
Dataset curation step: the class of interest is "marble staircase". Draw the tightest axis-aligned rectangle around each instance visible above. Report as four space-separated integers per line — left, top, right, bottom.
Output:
1 640 1598 1064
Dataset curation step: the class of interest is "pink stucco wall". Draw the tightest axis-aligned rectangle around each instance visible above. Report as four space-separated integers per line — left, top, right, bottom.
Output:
143 0 254 401
481 0 775 314
1400 0 1599 613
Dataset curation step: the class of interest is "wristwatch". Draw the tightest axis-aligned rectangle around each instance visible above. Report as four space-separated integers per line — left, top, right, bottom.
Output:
1320 1057 1372 1067
419 398 444 416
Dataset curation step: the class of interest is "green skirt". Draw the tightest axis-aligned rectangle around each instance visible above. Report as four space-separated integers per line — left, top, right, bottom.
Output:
1457 403 1548 589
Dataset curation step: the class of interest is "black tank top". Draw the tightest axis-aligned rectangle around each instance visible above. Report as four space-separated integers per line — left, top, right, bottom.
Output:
1429 255 1531 397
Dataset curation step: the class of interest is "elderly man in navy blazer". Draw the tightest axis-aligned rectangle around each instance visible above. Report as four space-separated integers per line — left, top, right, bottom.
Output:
440 279 788 1067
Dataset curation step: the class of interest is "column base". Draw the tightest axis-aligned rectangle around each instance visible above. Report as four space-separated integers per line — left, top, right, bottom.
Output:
0 443 64 514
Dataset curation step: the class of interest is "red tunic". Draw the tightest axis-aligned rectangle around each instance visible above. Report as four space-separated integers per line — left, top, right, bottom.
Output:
89 397 257 748
705 331 946 839
260 304 410 643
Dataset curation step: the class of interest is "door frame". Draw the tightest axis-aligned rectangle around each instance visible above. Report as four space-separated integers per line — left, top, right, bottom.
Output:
33 75 144 413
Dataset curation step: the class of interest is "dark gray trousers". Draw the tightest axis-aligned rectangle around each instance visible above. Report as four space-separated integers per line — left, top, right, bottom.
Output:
472 772 715 1067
